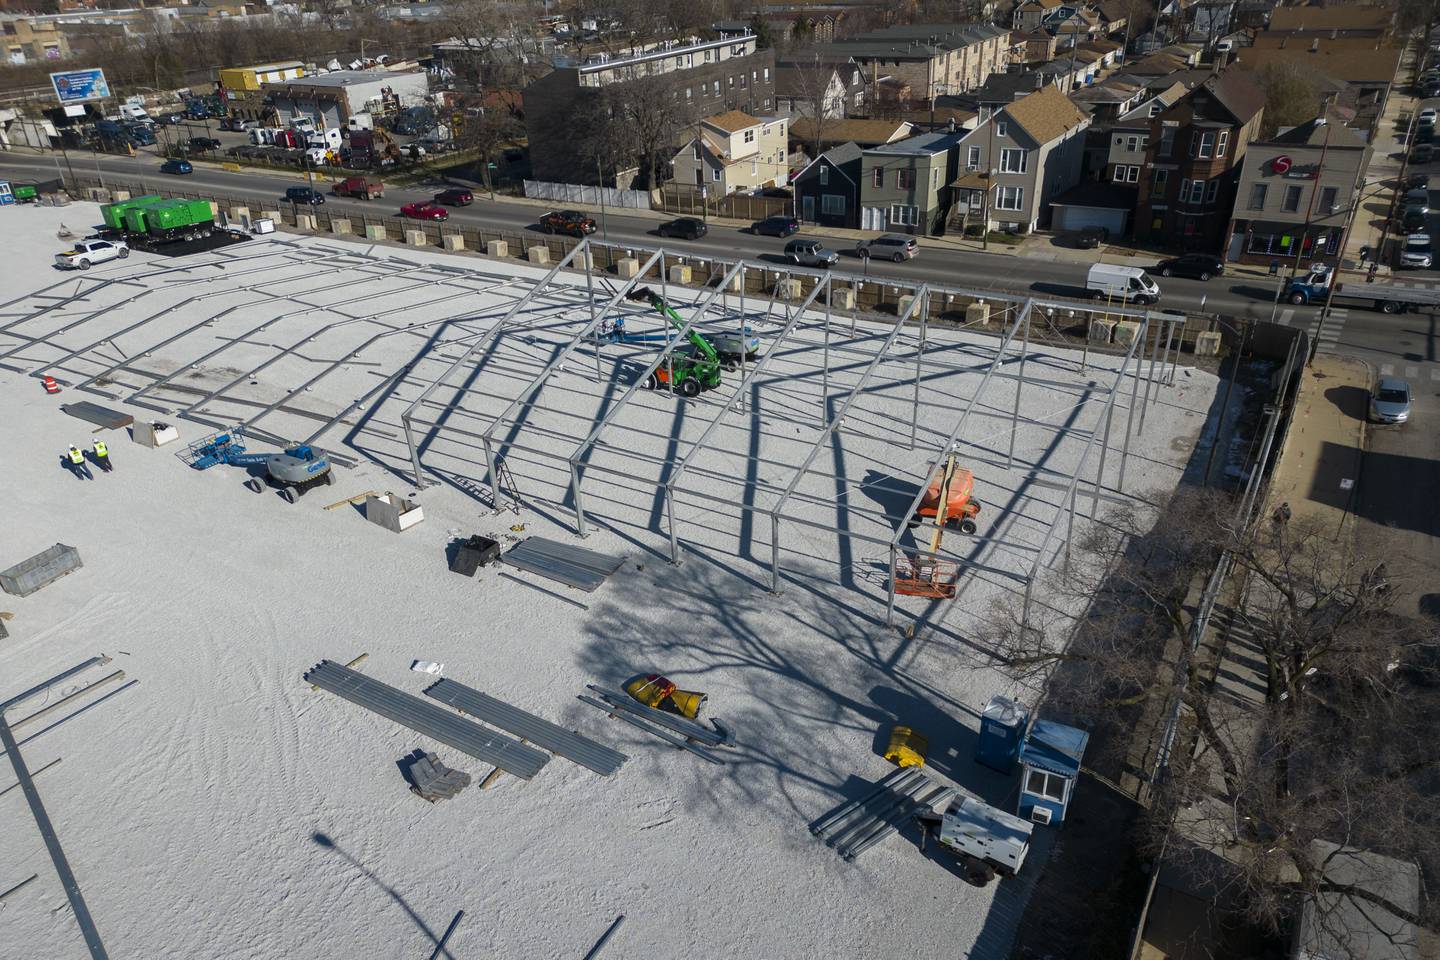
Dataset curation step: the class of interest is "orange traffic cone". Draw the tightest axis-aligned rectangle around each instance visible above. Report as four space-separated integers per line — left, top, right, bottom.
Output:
42 376 60 394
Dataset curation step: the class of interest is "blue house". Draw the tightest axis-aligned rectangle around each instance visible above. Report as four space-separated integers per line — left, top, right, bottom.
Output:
1017 719 1088 826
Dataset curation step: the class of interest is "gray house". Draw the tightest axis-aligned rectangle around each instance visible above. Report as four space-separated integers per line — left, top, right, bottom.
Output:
951 85 1090 233
858 130 967 234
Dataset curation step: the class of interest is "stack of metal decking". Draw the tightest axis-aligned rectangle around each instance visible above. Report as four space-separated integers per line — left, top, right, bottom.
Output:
812 767 956 861
405 751 471 802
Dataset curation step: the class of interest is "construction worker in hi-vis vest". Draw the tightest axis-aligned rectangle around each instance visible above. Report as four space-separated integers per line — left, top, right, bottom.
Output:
92 439 112 472
66 444 92 480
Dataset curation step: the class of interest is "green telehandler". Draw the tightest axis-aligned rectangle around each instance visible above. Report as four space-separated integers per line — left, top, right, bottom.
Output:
623 287 723 398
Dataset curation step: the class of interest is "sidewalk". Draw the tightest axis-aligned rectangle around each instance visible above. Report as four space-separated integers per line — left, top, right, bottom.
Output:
1343 42 1419 272
1263 353 1370 534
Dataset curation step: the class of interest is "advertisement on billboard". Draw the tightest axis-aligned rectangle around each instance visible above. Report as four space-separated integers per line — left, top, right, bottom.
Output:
49 68 110 104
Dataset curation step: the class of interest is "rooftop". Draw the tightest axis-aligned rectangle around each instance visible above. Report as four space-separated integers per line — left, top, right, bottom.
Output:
1233 37 1401 84
265 70 420 88
703 109 762 133
866 129 966 155
1002 83 1089 144
790 117 914 144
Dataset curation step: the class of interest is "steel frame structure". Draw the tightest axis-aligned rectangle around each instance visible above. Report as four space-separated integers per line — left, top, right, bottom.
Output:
2 232 1186 621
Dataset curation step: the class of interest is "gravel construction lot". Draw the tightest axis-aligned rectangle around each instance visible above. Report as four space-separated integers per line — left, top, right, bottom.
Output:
0 202 1220 959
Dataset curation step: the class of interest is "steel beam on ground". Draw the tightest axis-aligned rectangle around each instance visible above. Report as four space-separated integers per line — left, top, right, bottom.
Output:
476 247 663 507
566 260 745 538
400 242 589 487
1008 306 1031 468
766 287 929 594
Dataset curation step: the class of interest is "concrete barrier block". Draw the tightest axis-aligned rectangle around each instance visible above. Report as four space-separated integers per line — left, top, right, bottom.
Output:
442 234 464 251
485 239 508 258
406 229 427 247
296 213 317 231
777 278 803 300
1195 331 1222 356
1112 320 1140 346
616 257 640 279
331 218 352 235
112 190 130 202
229 206 251 226
1088 319 1115 344
526 244 550 265
965 302 990 326
208 201 220 217
365 224 387 241
261 210 281 224
898 294 917 316
831 286 856 310
668 264 692 284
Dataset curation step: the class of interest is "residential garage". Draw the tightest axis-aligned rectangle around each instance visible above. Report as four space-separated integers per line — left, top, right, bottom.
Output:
1049 182 1137 237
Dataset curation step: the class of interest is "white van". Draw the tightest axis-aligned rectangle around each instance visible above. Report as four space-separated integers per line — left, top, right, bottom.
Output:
307 128 343 150
347 113 374 132
1086 263 1162 305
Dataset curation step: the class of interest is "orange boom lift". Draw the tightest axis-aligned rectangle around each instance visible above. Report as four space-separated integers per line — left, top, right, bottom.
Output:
893 455 981 599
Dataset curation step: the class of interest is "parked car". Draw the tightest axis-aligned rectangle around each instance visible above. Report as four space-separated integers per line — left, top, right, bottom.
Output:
284 186 325 205
1401 205 1429 233
188 136 222 152
749 215 799 237
153 112 185 126
1416 126 1435 146
54 238 129 270
1413 144 1435 164
400 202 448 221
433 188 473 206
1406 174 1430 191
1405 187 1431 211
539 210 596 236
783 238 839 267
1370 377 1412 424
657 217 707 240
1153 253 1225 281
1401 233 1433 269
1420 107 1438 126
159 158 193 175
855 234 918 261
1071 225 1109 249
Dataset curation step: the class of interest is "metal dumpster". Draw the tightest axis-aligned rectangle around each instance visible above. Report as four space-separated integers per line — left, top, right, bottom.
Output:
0 543 83 597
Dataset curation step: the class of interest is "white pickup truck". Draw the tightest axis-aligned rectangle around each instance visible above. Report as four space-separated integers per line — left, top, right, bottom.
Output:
54 238 129 270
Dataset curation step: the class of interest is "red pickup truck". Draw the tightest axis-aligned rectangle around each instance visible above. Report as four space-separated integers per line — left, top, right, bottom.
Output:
332 176 384 200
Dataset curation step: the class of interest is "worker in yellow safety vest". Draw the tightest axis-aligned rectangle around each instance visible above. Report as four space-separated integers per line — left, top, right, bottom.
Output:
92 439 113 473
66 444 92 480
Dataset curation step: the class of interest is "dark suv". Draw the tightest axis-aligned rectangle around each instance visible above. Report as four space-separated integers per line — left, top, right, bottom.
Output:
657 217 707 240
284 186 325 205
1153 254 1225 281
749 215 799 237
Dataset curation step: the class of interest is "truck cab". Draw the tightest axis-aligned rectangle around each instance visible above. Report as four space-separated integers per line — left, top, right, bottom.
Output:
1283 265 1333 305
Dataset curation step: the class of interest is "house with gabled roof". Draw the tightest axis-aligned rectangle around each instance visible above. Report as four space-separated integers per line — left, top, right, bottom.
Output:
951 83 1091 233
671 110 791 195
792 141 865 228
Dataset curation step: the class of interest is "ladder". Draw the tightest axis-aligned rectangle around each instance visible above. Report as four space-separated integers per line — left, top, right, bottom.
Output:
493 455 521 515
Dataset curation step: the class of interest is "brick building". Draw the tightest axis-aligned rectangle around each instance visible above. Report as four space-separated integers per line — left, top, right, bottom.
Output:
827 22 1010 100
1133 70 1265 253
523 33 775 185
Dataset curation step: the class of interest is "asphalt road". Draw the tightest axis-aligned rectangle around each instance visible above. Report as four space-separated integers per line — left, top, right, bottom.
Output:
0 148 1344 321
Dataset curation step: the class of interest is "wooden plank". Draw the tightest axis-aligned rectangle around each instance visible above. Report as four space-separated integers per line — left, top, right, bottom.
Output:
323 490 378 511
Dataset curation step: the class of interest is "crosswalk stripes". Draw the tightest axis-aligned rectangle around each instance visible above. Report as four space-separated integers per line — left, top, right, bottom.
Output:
1432 368 1440 381
1407 365 1420 378
1381 363 1395 376
1277 308 1295 326
1317 307 1348 345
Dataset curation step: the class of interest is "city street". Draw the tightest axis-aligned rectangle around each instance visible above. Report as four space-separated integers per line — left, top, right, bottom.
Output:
0 147 1372 323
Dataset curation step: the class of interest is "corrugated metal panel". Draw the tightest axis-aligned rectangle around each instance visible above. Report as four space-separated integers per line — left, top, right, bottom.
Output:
304 660 550 779
502 538 624 592
60 402 133 430
424 679 627 777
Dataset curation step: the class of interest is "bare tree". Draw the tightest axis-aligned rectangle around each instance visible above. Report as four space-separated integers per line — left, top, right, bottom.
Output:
590 73 695 189
979 485 1439 950
1258 63 1322 139
779 51 843 158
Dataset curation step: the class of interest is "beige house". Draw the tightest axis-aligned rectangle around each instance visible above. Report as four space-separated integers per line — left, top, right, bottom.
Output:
1 15 71 64
673 110 790 194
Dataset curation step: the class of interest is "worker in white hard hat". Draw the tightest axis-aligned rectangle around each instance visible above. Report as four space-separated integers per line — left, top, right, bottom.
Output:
92 438 112 473
65 444 92 480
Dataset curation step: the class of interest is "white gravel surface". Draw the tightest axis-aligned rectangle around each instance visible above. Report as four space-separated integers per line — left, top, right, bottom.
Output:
0 203 1219 959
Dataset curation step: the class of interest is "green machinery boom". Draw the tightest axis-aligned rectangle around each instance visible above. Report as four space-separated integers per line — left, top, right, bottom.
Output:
624 287 723 398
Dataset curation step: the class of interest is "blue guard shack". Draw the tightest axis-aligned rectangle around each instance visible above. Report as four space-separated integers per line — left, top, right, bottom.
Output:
975 694 1029 773
1017 720 1088 826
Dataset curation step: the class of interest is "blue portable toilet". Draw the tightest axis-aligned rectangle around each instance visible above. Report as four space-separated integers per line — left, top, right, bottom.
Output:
976 694 1029 773
0 181 14 206
1017 720 1089 826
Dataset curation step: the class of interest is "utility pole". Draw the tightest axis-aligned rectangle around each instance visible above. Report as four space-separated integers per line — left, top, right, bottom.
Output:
1285 117 1332 287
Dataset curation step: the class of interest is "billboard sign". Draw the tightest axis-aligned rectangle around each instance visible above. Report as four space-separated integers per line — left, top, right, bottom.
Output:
50 68 110 104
